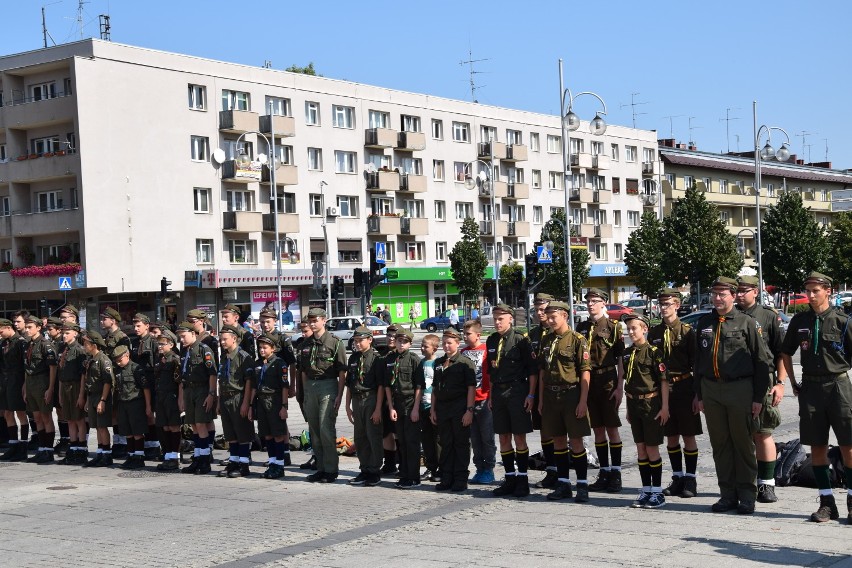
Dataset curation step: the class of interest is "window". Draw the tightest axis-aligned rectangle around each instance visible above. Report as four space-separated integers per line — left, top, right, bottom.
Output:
767 183 775 198
265 96 291 116
548 171 563 190
401 114 421 132
332 105 355 129
821 189 829 202
383 242 396 263
273 144 294 165
627 210 640 227
366 152 391 170
484 243 494 262
221 90 250 111
371 197 393 215
37 190 63 212
820 216 829 226
506 167 524 184
530 133 540 152
643 148 656 163
550 206 564 218
65 132 77 154
594 243 607 261
453 162 467 182
226 190 254 212
611 144 619 161
436 242 447 262
665 173 675 187
571 208 587 226
452 121 470 142
337 196 358 217
592 209 607 225
591 174 605 190
188 84 206 110
703 177 712 192
307 147 323 171
193 187 210 213
613 210 622 227
533 206 543 224
39 244 67 264
435 200 446 221
546 135 562 153
309 194 323 216
406 242 425 262
720 211 730 225
614 243 623 260
507 204 525 222
190 136 209 161
626 179 639 195
31 136 59 155
480 125 497 142
735 180 744 194
30 81 57 101
228 239 256 264
432 160 445 181
719 179 729 194
63 77 72 96
506 129 522 145
0 144 6 162
334 151 357 174
338 249 361 263
368 110 390 129
0 197 9 216
305 101 320 125
570 138 584 154
431 119 443 140
612 177 621 194
403 199 425 218
455 201 474 220
397 157 422 175
591 141 604 155
196 239 213 264
532 170 541 189
0 249 9 265
684 175 694 189
276 192 296 214
510 243 527 259
625 146 637 162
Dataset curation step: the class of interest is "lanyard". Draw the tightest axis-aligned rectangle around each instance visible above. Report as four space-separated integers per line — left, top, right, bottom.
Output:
712 317 724 379
814 316 820 355
358 353 365 383
625 349 637 385
588 320 616 348
181 350 190 374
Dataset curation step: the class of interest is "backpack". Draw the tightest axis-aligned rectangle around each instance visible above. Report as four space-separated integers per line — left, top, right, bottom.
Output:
774 439 807 487
794 446 847 488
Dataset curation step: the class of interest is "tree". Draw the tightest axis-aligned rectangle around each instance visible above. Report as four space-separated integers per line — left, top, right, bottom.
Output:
449 218 488 309
761 190 829 292
661 185 742 287
499 263 524 306
284 62 321 76
537 209 590 301
827 211 852 288
624 211 666 298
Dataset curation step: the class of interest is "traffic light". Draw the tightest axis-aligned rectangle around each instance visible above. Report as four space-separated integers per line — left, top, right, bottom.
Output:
160 276 172 296
321 285 328 300
524 253 538 287
39 297 47 317
332 276 345 299
369 248 384 288
353 268 364 297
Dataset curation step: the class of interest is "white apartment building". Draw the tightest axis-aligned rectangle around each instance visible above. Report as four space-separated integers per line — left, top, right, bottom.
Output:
0 39 659 326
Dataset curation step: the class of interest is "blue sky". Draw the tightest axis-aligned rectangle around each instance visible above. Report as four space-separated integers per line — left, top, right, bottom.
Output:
6 1 852 167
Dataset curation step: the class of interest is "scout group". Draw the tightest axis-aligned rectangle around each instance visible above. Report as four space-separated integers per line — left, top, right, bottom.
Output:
1 273 850 525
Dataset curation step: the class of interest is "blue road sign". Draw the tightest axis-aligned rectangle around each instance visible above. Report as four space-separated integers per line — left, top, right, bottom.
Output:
58 276 73 291
537 246 552 264
375 242 387 264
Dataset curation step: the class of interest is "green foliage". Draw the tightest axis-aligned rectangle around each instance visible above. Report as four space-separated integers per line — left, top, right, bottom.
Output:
499 263 524 306
449 218 488 301
826 211 852 288
624 212 666 298
760 190 829 291
661 185 742 286
538 209 590 301
284 62 321 76
787 303 811 314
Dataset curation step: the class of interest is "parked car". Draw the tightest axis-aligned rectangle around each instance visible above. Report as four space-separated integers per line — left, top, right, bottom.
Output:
573 304 590 323
479 305 528 329
620 298 648 316
605 304 636 321
679 309 712 327
420 309 468 332
789 293 808 306
291 315 388 350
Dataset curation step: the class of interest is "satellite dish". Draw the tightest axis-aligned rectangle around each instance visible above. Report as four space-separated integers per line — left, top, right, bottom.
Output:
212 148 226 164
648 194 658 205
365 163 377 173
257 154 268 165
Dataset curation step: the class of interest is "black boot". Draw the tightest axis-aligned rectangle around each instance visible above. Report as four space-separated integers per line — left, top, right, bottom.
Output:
83 453 103 468
98 454 113 467
196 454 211 475
810 494 839 523
218 461 239 477
588 469 610 492
181 456 200 474
491 475 518 497
112 443 128 459
512 475 530 497
606 470 623 493
54 439 70 457
680 476 698 498
663 475 684 497
34 450 55 464
229 462 250 478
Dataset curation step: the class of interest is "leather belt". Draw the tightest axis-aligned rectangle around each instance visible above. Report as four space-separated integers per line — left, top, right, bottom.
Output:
592 365 617 376
544 383 578 392
494 380 527 388
219 389 242 399
626 390 659 400
353 389 376 398
667 372 692 384
802 372 849 383
703 375 750 383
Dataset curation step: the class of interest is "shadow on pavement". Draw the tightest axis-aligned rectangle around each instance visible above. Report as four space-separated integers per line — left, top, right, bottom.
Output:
682 536 850 565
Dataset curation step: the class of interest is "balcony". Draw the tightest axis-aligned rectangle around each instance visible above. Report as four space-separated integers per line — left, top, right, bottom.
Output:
578 223 596 238
261 164 299 185
591 155 610 170
593 224 613 239
396 131 426 151
221 160 260 183
505 182 529 200
400 217 428 236
262 213 300 234
11 208 81 237
499 220 530 237
7 152 78 183
399 173 427 193
0 271 85 294
365 128 398 148
367 215 401 235
478 141 507 160
259 114 295 137
0 216 10 238
570 153 593 169
219 110 259 133
479 220 493 236
642 162 656 176
1 93 75 129
592 190 612 204
222 211 262 233
366 170 400 192
569 187 594 203
503 145 528 162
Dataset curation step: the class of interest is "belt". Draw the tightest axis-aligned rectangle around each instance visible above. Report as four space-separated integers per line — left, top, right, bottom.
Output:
219 389 242 399
494 380 527 388
626 390 659 400
802 372 848 383
353 389 377 398
703 375 750 383
592 365 617 376
544 383 578 392
667 372 692 384
308 376 336 381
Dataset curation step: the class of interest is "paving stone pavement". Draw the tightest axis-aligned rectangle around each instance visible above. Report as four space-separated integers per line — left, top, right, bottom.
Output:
1 358 850 567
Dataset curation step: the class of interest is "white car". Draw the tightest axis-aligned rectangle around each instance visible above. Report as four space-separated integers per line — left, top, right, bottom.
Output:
289 315 389 350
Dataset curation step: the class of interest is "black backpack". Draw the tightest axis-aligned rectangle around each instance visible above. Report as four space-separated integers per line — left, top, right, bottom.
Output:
774 439 807 487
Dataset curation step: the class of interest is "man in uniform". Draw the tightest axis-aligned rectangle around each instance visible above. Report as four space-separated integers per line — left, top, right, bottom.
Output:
695 276 772 514
345 326 385 487
379 324 400 476
100 307 131 458
45 316 69 456
81 331 115 467
217 325 255 478
176 321 218 474
648 289 701 499
0 318 30 461
58 305 79 325
152 331 182 471
299 307 347 482
57 323 88 465
384 328 423 488
221 304 255 359
577 288 626 494
293 320 312 421
132 314 161 460
735 276 787 504
112 345 149 469
23 315 58 463
486 303 537 498
780 272 852 523
538 301 592 502
528 293 558 488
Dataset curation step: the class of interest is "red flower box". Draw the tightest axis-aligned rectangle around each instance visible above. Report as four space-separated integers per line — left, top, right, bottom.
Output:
9 263 82 278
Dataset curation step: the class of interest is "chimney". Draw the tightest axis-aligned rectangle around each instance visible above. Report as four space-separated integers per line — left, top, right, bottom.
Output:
806 161 832 169
657 138 676 148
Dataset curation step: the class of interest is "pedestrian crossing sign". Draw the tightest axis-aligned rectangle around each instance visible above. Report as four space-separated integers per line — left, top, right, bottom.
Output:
58 276 73 291
537 246 552 264
375 242 387 264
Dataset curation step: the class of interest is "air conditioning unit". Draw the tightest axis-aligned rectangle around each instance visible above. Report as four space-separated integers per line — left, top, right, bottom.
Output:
326 206 339 217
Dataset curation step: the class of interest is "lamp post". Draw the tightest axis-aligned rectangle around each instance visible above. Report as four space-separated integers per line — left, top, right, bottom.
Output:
735 228 756 260
753 101 791 298
641 180 663 220
463 154 499 304
559 59 608 325
319 180 331 316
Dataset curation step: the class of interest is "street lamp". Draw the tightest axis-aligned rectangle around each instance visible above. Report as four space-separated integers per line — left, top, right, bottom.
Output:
641 179 664 220
753 101 791 298
542 217 572 321
319 180 331 316
559 58 607 324
735 228 756 259
462 155 500 304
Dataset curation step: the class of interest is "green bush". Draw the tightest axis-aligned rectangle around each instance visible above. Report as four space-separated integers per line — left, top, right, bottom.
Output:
786 304 810 314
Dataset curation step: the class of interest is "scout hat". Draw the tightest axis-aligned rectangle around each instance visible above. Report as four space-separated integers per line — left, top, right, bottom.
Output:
62 322 81 333
492 303 515 317
100 307 121 322
152 320 172 332
221 304 241 315
24 315 43 327
176 321 196 332
442 328 462 340
585 288 609 302
803 271 832 287
259 307 278 319
397 329 414 342
158 330 177 344
533 293 555 305
544 300 570 313
386 324 399 335
84 330 107 348
352 325 373 339
623 313 650 327
256 334 276 347
219 324 241 336
59 305 78 317
0 318 14 327
112 345 129 360
47 316 63 328
132 313 150 324
186 309 208 320
307 307 327 318
658 287 681 300
710 276 738 293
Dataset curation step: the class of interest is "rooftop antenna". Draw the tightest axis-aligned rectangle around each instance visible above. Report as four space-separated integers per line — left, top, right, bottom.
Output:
263 60 272 68
98 14 110 40
804 144 813 163
734 134 740 152
77 0 88 39
661 115 683 139
688 117 702 147
719 107 740 153
459 43 488 103
796 131 816 161
41 2 60 48
823 138 829 161
620 93 648 128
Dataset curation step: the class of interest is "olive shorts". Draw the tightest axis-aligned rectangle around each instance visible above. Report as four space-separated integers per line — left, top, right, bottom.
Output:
116 397 148 436
59 381 85 421
86 393 113 429
627 396 665 446
540 386 590 439
798 375 852 447
5 375 25 411
256 394 287 439
155 390 181 427
220 391 254 443
757 389 781 435
491 382 533 435
0 382 6 412
664 387 703 437
587 374 622 429
183 384 214 425
25 374 52 414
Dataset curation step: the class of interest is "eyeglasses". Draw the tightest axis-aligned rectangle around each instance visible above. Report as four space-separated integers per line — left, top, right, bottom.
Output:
709 291 731 298
587 299 604 305
659 302 676 308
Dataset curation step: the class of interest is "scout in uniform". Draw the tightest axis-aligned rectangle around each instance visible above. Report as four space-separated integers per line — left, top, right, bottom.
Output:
101 307 131 458
735 276 787 504
176 321 218 475
249 335 290 479
695 276 772 515
217 325 255 478
57 323 88 465
112 345 149 469
23 315 58 463
81 331 116 468
648 289 701 499
45 317 71 456
58 304 79 325
577 288 626 494
385 328 424 488
429 328 476 491
486 304 537 498
538 301 592 502
622 314 670 508
299 307 347 483
461 319 495 485
418 334 441 482
379 324 400 476
152 331 183 471
188 309 220 456
132 313 161 460
0 318 30 462
293 320 312 420
529 293 559 489
221 304 256 359
780 272 852 523
257 307 297 465
345 326 385 487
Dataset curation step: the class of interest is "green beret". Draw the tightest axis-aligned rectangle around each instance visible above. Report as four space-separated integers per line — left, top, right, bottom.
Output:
307 307 327 318
25 315 43 327
623 313 650 327
62 322 81 333
259 308 278 319
132 313 150 324
256 334 277 347
711 276 738 293
219 324 241 336
533 293 555 305
176 321 196 332
492 303 515 317
158 330 177 344
100 307 121 322
397 329 414 342
59 305 78 316
544 300 570 313
585 288 609 303
220 304 241 315
352 326 373 339
186 309 208 320
442 328 462 340
112 345 129 359
803 271 832 287
46 317 63 328
84 330 107 348
0 318 14 327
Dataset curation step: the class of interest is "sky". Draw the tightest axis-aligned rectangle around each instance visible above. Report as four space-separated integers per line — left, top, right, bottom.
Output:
5 0 852 168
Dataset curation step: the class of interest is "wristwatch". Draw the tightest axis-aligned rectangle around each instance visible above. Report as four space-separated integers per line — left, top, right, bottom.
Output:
208 390 217 397
466 406 475 412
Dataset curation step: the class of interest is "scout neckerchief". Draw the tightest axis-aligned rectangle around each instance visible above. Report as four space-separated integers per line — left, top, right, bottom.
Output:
546 332 563 368
219 354 231 381
137 338 144 358
357 352 365 384
494 334 505 369
26 339 34 365
257 360 268 391
310 335 340 368
712 316 724 379
181 346 191 374
663 326 672 359
625 347 637 385
390 352 404 386
587 318 616 348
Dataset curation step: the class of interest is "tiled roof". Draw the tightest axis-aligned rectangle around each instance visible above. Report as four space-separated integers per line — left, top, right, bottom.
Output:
661 151 852 185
